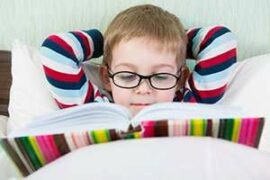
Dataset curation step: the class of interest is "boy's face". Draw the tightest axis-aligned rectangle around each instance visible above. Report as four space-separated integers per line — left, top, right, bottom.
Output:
107 37 181 116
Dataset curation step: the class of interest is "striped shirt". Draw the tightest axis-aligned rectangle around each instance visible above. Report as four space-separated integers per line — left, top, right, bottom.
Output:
40 25 237 109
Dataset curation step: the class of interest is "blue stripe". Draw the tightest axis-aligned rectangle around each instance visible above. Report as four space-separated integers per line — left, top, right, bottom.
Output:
192 28 205 56
40 47 78 69
199 27 230 53
187 28 200 59
198 32 235 59
42 38 78 65
50 82 89 98
193 65 232 83
46 74 87 90
184 87 225 104
194 56 236 76
183 91 193 102
84 29 103 58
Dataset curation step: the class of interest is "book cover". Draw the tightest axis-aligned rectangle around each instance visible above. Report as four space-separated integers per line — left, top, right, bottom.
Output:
0 102 265 176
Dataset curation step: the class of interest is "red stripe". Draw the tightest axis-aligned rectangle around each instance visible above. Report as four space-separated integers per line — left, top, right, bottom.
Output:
188 96 197 103
84 81 94 103
49 35 76 59
95 90 101 98
43 66 85 82
47 135 61 160
197 48 236 69
187 28 198 39
183 89 197 103
199 26 223 50
36 136 50 163
246 118 260 147
54 99 76 109
189 76 226 99
73 31 91 59
141 121 155 137
175 91 183 101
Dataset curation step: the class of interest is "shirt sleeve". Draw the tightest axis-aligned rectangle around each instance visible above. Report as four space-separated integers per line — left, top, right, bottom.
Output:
40 29 105 109
182 25 237 103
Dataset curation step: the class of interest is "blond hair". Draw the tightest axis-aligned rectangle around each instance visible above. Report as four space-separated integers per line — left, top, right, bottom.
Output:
103 4 187 67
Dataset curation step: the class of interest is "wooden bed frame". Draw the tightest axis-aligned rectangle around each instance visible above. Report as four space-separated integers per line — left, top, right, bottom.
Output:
0 50 11 116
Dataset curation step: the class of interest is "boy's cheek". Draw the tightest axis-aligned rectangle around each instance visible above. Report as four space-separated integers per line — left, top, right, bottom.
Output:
111 86 130 104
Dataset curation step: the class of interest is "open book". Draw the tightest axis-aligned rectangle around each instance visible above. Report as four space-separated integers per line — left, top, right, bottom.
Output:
0 102 265 176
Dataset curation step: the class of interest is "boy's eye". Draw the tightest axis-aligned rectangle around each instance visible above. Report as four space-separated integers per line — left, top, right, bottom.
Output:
117 73 137 81
152 74 170 81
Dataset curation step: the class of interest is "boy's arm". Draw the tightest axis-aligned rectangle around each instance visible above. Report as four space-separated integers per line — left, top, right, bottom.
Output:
183 25 237 103
40 29 104 108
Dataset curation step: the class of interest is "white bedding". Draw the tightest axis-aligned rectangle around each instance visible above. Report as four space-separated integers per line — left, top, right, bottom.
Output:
26 137 270 180
1 0 270 179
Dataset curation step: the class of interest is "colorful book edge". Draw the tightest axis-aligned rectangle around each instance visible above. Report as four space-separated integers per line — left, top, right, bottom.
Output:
0 117 265 177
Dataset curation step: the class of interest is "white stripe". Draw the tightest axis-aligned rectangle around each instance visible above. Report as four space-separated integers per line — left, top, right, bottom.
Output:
193 77 227 91
59 33 84 62
191 26 219 58
198 40 237 61
193 64 235 83
40 47 80 71
192 65 235 91
64 133 76 151
168 121 174 136
41 51 82 75
50 81 88 97
198 32 235 59
50 83 100 105
212 119 220 138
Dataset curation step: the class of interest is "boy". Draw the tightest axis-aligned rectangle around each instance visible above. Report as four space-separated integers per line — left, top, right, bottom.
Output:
40 4 237 116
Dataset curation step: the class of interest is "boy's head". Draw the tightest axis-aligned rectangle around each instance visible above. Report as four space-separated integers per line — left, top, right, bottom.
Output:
100 4 188 115
103 4 187 67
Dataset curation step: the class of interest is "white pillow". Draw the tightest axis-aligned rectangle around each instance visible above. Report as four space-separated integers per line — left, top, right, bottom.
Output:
8 41 104 132
8 41 59 132
218 53 270 152
219 53 270 116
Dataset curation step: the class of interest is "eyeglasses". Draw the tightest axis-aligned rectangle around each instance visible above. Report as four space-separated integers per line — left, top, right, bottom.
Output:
108 70 181 90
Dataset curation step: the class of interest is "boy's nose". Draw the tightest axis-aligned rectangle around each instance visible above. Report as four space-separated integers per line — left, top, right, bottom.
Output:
134 79 153 94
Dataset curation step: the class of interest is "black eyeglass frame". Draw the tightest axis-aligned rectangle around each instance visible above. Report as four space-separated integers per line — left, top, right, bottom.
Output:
107 70 181 90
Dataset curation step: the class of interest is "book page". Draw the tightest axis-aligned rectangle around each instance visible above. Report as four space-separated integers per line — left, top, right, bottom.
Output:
8 103 132 137
131 102 247 127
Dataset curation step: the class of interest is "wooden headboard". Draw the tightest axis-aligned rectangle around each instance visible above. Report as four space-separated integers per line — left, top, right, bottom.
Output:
0 50 11 116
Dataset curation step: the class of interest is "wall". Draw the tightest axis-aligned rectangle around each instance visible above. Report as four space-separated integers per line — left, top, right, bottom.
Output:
1 0 270 60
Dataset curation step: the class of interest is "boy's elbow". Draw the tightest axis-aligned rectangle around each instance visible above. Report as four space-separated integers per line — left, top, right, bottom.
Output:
41 34 58 50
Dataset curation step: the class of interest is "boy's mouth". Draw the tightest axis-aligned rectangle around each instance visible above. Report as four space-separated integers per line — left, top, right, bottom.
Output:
130 103 152 107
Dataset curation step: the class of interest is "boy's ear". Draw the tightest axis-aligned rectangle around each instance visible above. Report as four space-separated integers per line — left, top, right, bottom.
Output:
99 65 112 92
175 65 190 92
